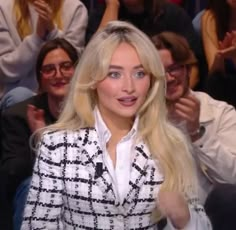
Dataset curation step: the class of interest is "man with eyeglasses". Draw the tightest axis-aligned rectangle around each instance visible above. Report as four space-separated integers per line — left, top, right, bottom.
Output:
0 38 78 230
151 32 236 230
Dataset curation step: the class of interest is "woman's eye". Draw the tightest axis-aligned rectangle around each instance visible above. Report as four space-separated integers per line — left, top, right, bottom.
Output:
134 70 146 78
107 71 121 79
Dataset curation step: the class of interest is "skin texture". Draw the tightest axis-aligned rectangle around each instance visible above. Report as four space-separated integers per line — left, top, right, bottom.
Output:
96 42 150 125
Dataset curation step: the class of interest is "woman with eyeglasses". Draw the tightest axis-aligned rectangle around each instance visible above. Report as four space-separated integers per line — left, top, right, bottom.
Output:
0 0 87 110
0 38 78 230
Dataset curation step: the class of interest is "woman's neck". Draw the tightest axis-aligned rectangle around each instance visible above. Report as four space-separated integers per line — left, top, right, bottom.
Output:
100 110 134 142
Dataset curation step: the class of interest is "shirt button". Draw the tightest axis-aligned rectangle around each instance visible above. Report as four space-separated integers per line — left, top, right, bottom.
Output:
117 215 123 221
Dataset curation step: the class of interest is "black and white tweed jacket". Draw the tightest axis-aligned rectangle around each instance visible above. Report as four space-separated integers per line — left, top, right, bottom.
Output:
21 128 211 230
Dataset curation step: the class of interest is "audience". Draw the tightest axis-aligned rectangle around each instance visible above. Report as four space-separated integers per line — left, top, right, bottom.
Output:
201 0 236 107
0 38 78 230
152 31 236 228
86 0 202 89
21 21 211 230
0 0 87 110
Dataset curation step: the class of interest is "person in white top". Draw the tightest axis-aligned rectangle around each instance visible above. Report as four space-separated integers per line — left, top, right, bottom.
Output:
151 31 236 229
21 21 211 229
0 0 88 109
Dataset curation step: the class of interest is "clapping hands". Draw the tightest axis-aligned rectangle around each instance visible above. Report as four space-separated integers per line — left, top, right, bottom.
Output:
33 0 55 39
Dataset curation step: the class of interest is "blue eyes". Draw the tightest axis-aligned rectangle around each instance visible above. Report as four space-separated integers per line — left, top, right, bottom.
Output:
107 72 121 79
107 70 146 79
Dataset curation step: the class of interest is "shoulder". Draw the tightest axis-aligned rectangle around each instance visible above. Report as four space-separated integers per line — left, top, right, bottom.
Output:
63 0 87 11
0 0 13 11
41 128 98 147
2 95 39 119
195 91 235 113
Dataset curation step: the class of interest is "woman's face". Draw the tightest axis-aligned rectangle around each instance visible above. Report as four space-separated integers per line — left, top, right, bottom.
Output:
95 42 150 123
40 48 75 100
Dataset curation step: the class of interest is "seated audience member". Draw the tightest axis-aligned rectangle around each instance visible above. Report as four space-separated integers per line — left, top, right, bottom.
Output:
0 0 87 109
86 0 202 89
151 31 236 228
201 0 236 108
21 21 211 230
0 38 78 230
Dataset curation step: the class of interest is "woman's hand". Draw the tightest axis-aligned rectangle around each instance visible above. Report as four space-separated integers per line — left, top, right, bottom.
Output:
33 0 55 39
158 190 190 229
27 104 46 133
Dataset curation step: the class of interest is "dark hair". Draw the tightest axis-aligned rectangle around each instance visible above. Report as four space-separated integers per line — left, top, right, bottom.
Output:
36 38 78 88
151 31 197 65
120 0 166 21
206 0 230 40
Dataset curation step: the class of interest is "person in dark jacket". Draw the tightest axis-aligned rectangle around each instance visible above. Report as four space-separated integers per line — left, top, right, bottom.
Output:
0 38 78 230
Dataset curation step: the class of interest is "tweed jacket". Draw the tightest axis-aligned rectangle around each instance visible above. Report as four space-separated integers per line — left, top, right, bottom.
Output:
21 128 211 230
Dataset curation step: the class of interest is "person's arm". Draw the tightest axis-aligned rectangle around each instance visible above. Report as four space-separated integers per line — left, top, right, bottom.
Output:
46 0 88 54
201 10 225 73
0 6 44 84
159 191 212 229
98 0 120 29
0 107 34 199
193 103 236 184
21 132 63 229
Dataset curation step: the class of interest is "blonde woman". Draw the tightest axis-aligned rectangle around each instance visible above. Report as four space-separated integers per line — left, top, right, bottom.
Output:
22 21 211 229
0 0 88 109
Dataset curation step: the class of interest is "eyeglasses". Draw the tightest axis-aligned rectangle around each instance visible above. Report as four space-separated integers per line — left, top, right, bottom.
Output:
40 61 74 78
165 64 186 78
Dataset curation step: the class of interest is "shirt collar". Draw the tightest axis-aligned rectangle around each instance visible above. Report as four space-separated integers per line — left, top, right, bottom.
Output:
94 106 139 144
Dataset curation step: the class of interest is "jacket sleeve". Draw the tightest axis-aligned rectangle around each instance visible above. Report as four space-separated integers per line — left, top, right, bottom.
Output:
193 104 236 184
21 132 64 230
48 1 88 55
0 6 44 84
164 200 212 229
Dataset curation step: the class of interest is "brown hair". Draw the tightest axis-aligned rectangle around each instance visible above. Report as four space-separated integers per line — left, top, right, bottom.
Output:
151 31 197 65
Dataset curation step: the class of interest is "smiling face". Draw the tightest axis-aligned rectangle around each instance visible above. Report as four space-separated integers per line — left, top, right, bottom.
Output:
158 49 189 103
40 48 75 100
96 42 150 124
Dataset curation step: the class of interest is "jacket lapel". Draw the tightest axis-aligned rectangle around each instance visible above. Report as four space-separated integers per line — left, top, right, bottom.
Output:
123 142 150 208
81 128 117 202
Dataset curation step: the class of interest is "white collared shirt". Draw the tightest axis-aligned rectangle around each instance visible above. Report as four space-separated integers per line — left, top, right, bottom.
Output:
94 107 139 203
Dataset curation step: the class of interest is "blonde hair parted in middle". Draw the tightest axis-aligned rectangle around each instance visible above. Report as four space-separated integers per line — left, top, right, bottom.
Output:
51 20 197 203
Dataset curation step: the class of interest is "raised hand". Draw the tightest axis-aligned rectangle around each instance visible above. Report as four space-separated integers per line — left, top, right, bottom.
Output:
27 104 46 133
33 0 55 39
168 91 200 137
158 190 190 229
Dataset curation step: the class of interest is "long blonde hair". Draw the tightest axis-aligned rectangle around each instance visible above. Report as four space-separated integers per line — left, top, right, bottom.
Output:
47 21 197 200
13 0 63 39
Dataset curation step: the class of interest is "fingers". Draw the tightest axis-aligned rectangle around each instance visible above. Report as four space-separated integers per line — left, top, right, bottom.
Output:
33 0 53 21
27 104 45 124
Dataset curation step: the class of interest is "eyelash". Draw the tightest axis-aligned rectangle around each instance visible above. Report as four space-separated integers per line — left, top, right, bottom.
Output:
107 70 146 79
